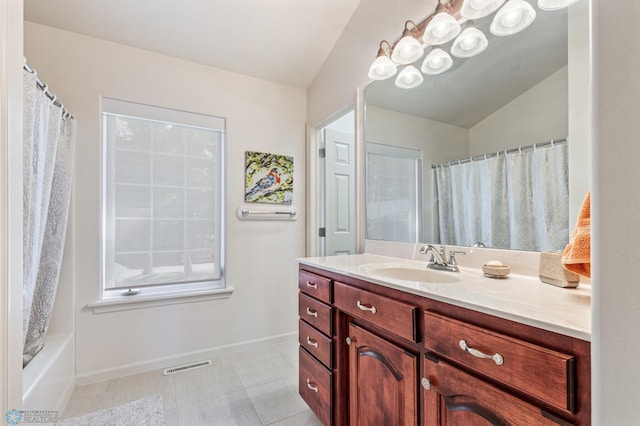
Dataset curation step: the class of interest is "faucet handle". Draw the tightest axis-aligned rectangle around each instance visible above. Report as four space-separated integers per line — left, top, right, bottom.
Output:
448 250 466 266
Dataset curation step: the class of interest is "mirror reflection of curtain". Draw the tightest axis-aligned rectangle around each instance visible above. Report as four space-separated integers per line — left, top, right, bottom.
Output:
22 70 77 367
366 143 422 243
435 142 569 252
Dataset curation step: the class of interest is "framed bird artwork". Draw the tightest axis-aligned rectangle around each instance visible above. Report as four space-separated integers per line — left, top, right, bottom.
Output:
244 151 293 204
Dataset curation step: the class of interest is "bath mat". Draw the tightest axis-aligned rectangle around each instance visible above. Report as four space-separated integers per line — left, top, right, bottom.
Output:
56 395 165 426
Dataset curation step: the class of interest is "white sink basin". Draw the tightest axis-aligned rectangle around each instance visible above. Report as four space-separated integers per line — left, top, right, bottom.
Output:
361 263 461 284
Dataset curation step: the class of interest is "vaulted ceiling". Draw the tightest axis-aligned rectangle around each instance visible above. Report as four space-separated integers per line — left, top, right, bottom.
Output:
24 0 362 89
24 0 569 127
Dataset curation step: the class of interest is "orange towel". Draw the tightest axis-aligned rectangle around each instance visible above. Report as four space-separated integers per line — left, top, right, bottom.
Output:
562 191 591 278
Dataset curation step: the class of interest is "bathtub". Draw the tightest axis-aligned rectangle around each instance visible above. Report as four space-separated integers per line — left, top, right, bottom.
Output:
22 333 75 417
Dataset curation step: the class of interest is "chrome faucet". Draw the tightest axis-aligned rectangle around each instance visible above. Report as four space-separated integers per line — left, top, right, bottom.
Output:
420 244 446 264
419 244 465 272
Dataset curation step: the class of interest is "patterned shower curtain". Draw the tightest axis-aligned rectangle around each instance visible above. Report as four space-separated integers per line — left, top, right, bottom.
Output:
22 70 77 367
434 142 569 252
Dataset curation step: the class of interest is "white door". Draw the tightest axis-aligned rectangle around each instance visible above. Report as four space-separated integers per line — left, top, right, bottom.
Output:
324 128 356 256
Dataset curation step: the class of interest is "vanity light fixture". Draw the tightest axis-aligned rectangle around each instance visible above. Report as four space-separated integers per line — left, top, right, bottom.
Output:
395 65 424 89
490 0 537 36
451 24 488 58
460 0 506 20
423 13 461 45
368 41 397 81
368 0 575 86
391 21 425 65
537 0 579 10
421 48 454 75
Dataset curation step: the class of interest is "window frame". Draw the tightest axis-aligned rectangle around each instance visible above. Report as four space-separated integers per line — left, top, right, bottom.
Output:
97 97 229 307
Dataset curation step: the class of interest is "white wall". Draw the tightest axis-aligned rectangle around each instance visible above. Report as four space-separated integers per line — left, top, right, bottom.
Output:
591 0 640 423
568 0 592 230
24 22 306 380
469 66 568 155
365 106 469 243
307 0 438 126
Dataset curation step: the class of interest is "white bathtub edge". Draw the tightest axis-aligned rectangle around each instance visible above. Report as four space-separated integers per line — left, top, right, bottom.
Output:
22 333 75 415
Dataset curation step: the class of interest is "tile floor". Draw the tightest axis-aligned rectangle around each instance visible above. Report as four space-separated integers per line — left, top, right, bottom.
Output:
61 335 323 425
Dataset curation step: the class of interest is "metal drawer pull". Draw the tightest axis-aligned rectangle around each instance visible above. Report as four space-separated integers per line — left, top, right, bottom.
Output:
306 336 319 348
356 300 377 314
307 379 318 393
459 340 504 365
306 280 317 289
306 307 318 317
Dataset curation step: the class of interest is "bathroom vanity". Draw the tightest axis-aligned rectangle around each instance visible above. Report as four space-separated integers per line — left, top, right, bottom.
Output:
297 253 591 425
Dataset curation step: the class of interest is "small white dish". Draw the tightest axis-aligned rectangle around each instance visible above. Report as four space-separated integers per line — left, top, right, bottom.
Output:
482 264 511 279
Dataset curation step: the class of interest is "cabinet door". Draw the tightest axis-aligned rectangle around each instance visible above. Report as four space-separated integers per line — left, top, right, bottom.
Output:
347 323 418 426
422 356 574 426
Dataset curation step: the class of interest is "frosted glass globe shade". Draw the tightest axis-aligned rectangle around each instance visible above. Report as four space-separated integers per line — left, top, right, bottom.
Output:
538 0 580 10
421 48 453 75
395 65 424 89
460 0 506 20
490 0 536 36
391 36 425 65
368 56 397 80
423 13 461 45
451 27 488 58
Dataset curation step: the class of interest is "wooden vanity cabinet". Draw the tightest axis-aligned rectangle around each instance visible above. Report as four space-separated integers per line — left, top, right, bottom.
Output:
345 318 418 425
424 311 577 414
421 305 590 425
298 270 335 425
422 355 569 425
298 265 591 426
334 279 420 425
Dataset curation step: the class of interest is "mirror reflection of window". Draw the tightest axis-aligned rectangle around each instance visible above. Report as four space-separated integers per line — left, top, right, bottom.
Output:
366 143 422 243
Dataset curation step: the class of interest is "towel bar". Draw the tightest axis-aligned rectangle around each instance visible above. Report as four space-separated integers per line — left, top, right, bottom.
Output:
235 207 297 221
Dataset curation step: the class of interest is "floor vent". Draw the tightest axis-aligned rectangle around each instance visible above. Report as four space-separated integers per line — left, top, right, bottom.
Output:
163 360 212 376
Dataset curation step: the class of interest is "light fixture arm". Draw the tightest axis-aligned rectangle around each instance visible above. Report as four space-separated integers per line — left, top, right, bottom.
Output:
376 40 393 58
439 0 455 11
401 20 421 39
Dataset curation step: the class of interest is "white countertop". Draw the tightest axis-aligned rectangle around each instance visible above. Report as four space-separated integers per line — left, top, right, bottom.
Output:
298 254 591 342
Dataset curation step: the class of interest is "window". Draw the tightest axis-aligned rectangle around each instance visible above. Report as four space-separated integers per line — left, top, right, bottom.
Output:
101 98 225 296
366 142 422 243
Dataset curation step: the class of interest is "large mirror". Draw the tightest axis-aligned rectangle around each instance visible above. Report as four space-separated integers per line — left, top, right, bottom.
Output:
364 2 589 251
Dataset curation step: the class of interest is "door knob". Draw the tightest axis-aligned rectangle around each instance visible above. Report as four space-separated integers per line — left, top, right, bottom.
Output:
421 377 431 390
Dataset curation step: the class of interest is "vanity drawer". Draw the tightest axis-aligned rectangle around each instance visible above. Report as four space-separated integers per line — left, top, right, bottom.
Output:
299 319 333 368
299 347 332 426
334 281 417 342
299 270 332 303
424 311 576 413
299 293 332 336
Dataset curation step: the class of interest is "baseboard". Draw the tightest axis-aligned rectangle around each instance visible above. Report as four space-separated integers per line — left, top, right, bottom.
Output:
55 378 75 415
75 332 297 386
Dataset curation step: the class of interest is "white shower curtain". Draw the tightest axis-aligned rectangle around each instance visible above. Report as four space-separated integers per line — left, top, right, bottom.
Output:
22 70 76 367
435 142 569 252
